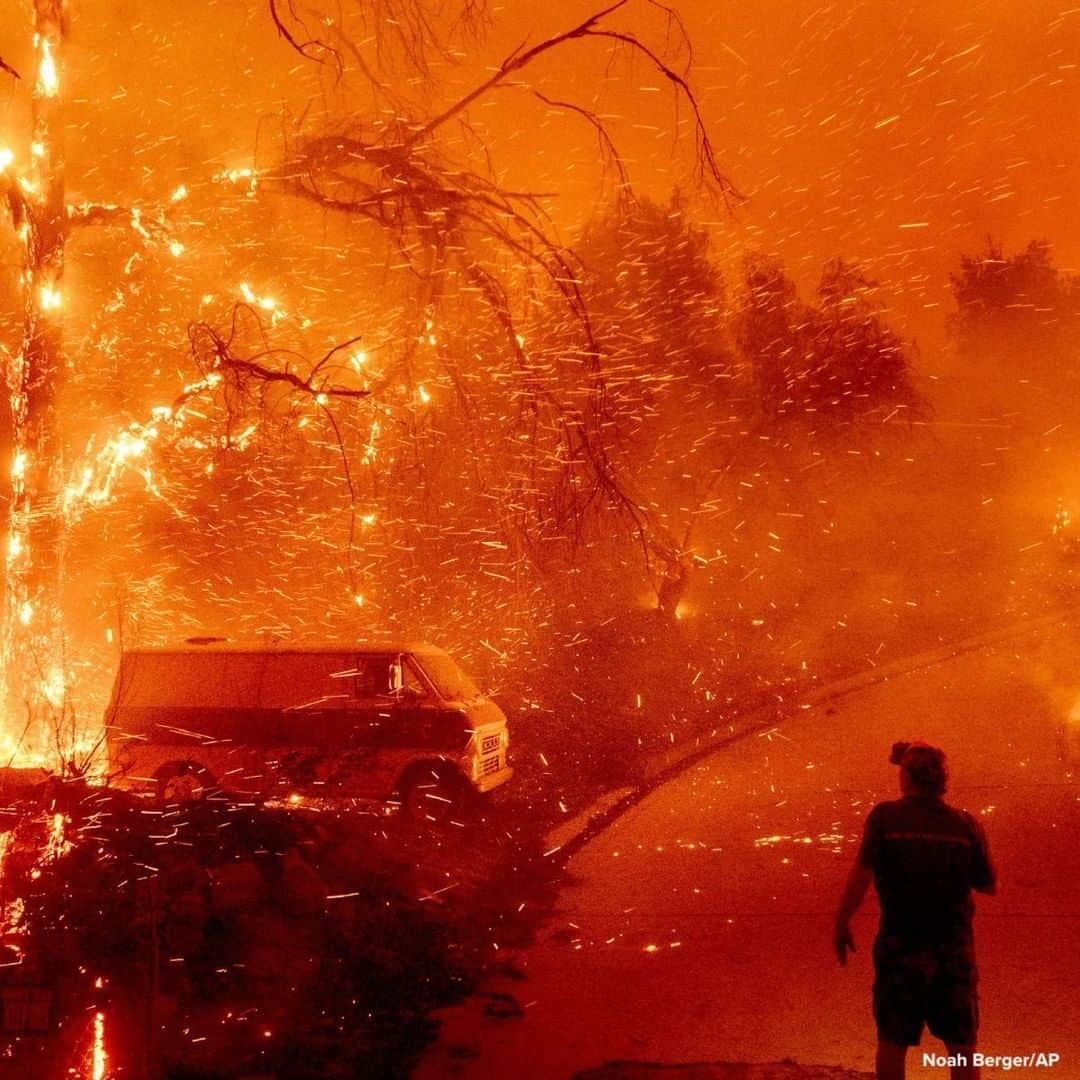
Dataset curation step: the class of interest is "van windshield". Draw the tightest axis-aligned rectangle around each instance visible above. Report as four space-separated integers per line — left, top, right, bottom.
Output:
416 653 480 701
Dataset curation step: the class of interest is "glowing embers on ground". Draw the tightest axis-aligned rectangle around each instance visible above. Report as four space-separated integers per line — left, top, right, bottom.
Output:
87 977 108 1080
753 831 845 852
0 814 111 1074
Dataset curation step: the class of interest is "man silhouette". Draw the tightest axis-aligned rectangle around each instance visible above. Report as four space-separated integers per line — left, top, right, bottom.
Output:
834 741 997 1080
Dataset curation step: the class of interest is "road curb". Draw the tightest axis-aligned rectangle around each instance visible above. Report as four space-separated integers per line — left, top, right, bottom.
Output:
545 607 1071 861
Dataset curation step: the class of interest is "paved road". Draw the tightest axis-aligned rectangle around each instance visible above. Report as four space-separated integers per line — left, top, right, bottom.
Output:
418 623 1080 1078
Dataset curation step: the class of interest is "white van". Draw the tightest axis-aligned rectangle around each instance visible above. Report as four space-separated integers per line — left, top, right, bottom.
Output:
105 640 513 816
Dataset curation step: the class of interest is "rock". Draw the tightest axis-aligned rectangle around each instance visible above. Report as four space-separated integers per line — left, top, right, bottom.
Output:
210 860 267 912
278 849 328 917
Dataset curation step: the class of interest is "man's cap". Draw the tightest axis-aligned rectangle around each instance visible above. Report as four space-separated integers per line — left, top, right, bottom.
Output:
890 740 948 794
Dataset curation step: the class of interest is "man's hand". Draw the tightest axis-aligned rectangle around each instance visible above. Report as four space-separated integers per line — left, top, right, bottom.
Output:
834 920 856 965
834 861 872 966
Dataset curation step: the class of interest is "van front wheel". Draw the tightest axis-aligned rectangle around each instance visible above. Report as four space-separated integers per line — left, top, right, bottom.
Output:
398 766 470 825
156 762 214 805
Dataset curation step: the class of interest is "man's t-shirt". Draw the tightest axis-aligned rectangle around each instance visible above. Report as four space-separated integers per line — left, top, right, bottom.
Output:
857 794 996 943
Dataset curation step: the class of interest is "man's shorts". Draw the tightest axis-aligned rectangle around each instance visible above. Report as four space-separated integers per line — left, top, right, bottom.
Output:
872 933 979 1047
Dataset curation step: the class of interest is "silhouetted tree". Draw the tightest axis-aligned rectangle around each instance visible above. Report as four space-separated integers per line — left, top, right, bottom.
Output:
549 195 735 611
734 254 806 421
949 238 1080 379
735 255 921 427
808 258 921 423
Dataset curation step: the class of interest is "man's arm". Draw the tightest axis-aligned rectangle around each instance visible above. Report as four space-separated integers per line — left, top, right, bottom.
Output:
834 861 873 965
969 816 997 895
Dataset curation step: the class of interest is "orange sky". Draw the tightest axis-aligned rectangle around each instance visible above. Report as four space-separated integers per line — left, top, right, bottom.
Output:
1 0 1078 356
482 0 1080 354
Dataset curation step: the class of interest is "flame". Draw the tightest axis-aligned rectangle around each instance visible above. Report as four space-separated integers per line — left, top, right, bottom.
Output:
41 667 65 709
0 833 23 964
39 284 62 311
64 373 221 516
37 40 59 97
239 282 281 316
363 419 380 464
45 814 70 861
0 727 107 773
90 1009 106 1080
0 147 13 172
216 166 258 196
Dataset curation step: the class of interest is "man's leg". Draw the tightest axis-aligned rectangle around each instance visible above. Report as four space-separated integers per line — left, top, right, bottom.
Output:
945 1044 980 1080
930 942 980 1080
873 936 923 1080
875 1039 907 1080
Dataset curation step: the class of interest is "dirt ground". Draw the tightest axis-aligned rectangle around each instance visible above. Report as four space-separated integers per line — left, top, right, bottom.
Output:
573 1063 875 1080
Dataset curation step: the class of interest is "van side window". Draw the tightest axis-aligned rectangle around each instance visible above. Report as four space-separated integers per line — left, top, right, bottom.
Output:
355 655 397 700
260 653 357 710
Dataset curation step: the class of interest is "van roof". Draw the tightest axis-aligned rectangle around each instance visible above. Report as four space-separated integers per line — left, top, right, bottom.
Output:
121 641 447 657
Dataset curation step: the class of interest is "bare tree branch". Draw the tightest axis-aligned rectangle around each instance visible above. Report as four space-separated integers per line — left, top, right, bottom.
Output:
65 201 175 247
0 54 19 80
405 0 630 146
268 0 342 72
255 0 738 573
399 0 736 202
269 0 490 87
188 307 370 402
589 27 727 191
529 89 634 202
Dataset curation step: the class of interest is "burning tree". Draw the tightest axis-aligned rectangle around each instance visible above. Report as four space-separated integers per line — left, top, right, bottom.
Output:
0 0 733 766
1 1 86 759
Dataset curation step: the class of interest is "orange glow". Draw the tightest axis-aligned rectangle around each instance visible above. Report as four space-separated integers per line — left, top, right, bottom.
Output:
37 39 59 97
39 284 62 311
90 1009 106 1080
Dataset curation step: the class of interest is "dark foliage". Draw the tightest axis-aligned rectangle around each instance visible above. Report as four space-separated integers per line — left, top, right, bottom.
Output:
0 783 552 1078
735 255 923 427
948 238 1080 380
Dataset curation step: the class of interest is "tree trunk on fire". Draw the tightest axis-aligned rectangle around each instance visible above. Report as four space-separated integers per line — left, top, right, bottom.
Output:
2 0 68 756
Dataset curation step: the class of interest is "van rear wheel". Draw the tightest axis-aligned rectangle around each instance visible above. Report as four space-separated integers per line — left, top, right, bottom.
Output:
156 762 214 805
